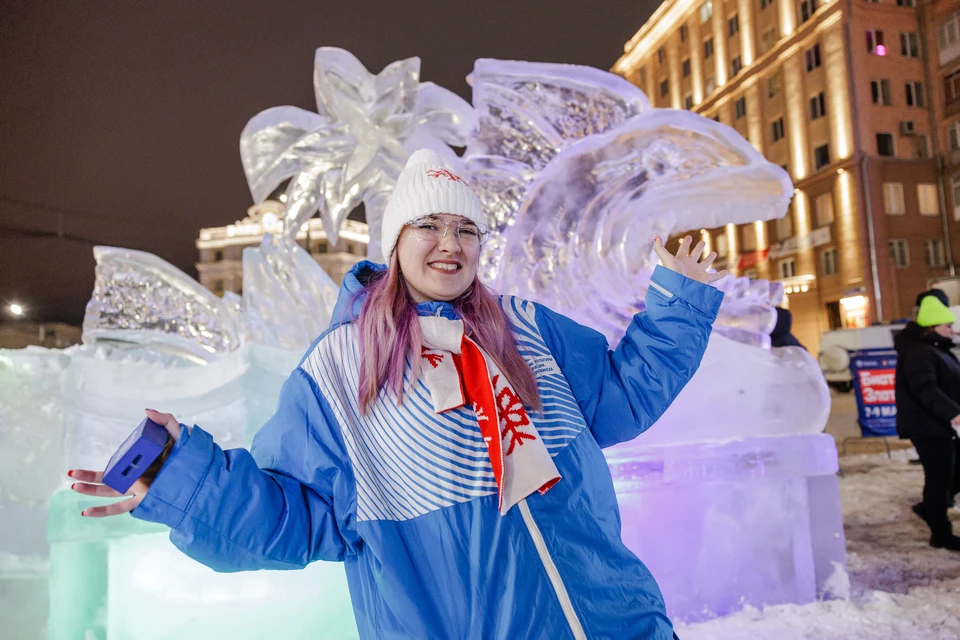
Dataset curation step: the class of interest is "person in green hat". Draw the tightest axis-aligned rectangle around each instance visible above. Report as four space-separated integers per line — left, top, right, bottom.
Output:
894 294 960 551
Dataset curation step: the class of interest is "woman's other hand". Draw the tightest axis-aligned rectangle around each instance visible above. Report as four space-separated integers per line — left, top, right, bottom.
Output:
68 409 182 517
654 234 729 285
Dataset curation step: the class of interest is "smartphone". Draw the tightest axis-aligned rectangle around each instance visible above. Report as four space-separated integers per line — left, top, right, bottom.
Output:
102 417 171 494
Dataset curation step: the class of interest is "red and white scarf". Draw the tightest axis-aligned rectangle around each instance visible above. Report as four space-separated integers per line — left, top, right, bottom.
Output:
418 315 561 515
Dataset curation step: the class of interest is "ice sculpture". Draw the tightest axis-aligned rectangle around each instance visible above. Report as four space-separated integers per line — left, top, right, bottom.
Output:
463 59 828 442
83 247 242 361
606 433 845 622
240 47 475 259
242 235 340 350
0 50 846 639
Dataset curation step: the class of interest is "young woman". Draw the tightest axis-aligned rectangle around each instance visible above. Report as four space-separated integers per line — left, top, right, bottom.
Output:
895 293 960 551
70 149 726 639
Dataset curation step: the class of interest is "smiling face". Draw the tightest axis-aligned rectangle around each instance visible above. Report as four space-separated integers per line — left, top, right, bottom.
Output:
395 214 481 303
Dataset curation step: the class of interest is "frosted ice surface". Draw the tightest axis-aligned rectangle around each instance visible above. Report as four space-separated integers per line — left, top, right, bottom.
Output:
607 433 845 621
0 348 67 562
639 337 831 446
242 235 339 350
108 533 357 639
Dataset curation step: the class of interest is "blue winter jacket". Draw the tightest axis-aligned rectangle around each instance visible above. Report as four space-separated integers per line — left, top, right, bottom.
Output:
133 261 723 640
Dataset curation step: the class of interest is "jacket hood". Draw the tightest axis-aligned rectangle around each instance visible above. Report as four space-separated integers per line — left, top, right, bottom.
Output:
329 260 463 330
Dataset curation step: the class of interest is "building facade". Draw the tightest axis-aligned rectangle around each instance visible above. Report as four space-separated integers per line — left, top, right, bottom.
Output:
0 322 81 349
615 0 960 353
196 200 370 296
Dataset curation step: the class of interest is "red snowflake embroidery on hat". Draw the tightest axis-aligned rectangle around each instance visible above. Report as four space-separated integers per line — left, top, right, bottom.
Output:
426 168 467 184
421 348 444 369
495 378 536 455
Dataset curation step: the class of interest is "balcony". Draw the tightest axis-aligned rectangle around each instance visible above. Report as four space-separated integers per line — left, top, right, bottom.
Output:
941 42 960 67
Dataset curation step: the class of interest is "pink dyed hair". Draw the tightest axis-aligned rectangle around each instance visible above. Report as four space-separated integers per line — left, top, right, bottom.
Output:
357 252 541 415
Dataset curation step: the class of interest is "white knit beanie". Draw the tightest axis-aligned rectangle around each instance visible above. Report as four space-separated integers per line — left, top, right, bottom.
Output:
381 149 484 259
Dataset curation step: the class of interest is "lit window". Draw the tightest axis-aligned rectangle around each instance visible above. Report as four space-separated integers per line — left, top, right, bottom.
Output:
700 1 713 23
918 183 939 215
867 29 887 56
883 182 906 214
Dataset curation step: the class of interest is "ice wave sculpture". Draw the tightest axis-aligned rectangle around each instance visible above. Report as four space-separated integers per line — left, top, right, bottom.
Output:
462 59 829 441
83 246 243 361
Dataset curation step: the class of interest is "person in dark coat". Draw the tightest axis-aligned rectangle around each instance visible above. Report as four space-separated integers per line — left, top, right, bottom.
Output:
770 306 805 349
895 295 960 551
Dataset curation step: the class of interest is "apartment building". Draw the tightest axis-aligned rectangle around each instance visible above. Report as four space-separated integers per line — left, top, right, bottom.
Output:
615 0 960 352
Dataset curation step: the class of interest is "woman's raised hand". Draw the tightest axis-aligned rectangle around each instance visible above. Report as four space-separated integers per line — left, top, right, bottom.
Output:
653 234 729 285
68 409 182 517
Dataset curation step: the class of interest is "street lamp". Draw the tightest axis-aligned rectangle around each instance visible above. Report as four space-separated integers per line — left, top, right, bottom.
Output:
9 303 23 317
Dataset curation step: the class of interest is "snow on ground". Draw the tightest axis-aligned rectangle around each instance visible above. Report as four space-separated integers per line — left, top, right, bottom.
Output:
676 448 960 639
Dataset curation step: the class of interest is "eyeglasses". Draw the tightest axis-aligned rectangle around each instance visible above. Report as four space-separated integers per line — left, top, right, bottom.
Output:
405 216 489 246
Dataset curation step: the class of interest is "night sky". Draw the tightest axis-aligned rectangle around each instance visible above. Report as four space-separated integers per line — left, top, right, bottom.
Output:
1 0 657 325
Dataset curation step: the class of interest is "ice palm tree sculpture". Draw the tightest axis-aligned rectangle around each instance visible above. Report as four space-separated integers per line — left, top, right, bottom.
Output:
240 47 476 259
